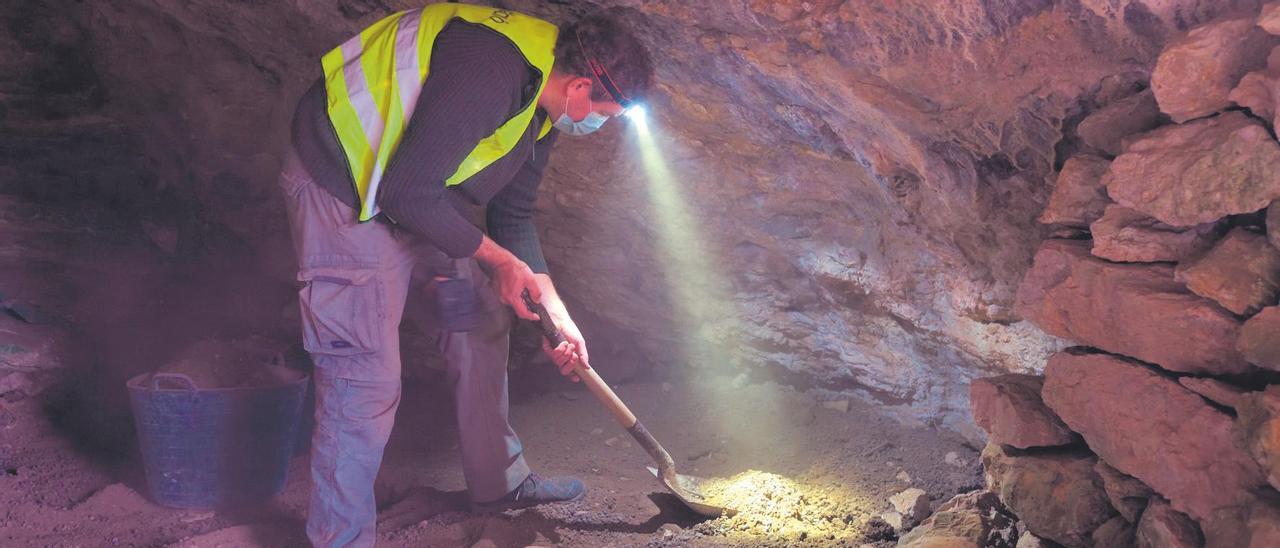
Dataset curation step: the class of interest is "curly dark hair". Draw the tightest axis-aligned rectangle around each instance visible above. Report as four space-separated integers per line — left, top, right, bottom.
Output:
554 11 654 104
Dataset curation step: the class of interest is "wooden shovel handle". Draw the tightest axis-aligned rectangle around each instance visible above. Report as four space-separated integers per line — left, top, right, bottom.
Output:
522 290 638 428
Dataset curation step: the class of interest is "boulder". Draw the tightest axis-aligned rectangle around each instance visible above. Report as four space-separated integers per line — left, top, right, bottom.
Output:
890 487 932 526
1229 47 1280 129
982 443 1116 547
1201 495 1280 548
1041 351 1266 522
1038 155 1112 227
1177 377 1247 409
1095 460 1154 523
1150 17 1277 122
1090 205 1223 263
969 374 1076 449
1234 386 1280 492
1262 2 1280 36
1091 516 1136 548
1104 112 1280 227
1175 228 1280 316
1269 201 1280 251
1240 306 1280 371
1077 90 1164 156
1136 498 1203 548
896 491 1018 548
1015 240 1251 375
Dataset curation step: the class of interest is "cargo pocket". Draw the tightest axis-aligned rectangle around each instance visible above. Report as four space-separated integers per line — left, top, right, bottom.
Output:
298 266 383 356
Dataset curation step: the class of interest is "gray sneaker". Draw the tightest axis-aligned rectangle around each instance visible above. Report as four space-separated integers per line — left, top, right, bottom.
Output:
470 473 585 513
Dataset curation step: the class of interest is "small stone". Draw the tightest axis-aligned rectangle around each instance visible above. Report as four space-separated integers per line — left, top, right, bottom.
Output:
822 399 850 413
589 428 603 436
1090 205 1223 263
661 382 672 393
1015 532 1055 548
945 451 965 467
1078 90 1163 156
558 391 579 401
604 436 621 447
1175 228 1280 316
896 470 912 483
1136 497 1203 548
1038 155 1111 227
1151 16 1277 122
1239 306 1280 371
889 487 931 523
879 510 904 530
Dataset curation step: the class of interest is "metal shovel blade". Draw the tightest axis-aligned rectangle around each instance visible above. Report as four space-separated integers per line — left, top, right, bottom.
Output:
647 466 737 517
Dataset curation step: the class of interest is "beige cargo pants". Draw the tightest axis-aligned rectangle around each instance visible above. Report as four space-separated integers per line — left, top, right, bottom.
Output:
278 148 529 548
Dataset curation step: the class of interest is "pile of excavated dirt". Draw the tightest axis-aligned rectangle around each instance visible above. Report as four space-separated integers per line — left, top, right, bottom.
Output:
696 469 881 544
157 335 298 389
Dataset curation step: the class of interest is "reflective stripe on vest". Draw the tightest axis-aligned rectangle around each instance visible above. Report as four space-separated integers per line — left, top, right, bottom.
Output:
321 5 557 221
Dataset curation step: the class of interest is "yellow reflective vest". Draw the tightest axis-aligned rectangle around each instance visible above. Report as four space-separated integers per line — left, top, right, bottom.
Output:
321 4 557 221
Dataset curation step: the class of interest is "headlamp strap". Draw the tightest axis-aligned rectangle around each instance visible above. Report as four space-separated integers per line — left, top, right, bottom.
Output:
574 31 633 109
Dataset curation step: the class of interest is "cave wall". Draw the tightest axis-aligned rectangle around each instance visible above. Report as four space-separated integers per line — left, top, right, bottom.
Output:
27 0 1264 436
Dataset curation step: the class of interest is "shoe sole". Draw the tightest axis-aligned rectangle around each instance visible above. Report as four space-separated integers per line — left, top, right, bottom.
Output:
468 491 586 514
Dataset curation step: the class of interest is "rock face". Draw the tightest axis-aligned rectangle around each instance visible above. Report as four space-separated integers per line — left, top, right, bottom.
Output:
1150 16 1277 122
1234 386 1280 492
1077 90 1163 156
1015 240 1250 375
896 490 1018 548
1239 306 1280 370
1038 155 1111 227
969 374 1076 449
1089 205 1223 263
1104 112 1280 227
982 443 1116 547
1041 351 1266 522
1095 460 1155 523
1175 228 1280 316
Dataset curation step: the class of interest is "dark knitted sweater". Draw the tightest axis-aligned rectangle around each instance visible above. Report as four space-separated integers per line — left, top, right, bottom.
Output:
290 19 557 273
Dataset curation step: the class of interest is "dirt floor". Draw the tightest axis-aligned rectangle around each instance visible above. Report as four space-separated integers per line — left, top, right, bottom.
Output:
1 373 982 547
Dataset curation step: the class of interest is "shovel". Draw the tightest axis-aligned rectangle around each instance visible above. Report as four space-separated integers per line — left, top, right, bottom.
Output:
521 291 735 518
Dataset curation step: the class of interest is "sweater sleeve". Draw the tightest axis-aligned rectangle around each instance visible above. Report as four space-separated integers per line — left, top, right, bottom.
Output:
375 21 530 258
486 129 558 274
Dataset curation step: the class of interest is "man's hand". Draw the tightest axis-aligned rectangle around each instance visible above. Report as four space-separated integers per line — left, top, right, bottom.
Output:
474 236 540 320
535 273 589 383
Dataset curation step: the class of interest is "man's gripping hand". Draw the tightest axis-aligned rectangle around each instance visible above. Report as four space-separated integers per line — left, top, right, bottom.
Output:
474 236 541 321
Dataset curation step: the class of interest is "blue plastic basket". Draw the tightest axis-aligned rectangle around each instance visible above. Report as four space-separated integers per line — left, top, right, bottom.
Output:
127 371 308 509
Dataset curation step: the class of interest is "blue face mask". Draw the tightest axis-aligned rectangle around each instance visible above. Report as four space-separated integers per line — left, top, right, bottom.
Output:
554 95 609 136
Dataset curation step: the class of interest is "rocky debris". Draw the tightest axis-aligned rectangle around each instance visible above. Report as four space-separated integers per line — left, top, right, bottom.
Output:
1104 112 1280 227
896 490 1018 548
1239 306 1280 371
982 443 1115 547
880 511 905 531
1015 240 1250 375
1037 155 1111 227
159 335 298 389
969 374 1076 449
1089 205 1223 263
945 452 966 468
1175 228 1280 316
1041 351 1266 522
1262 3 1280 36
896 470 913 483
1177 377 1247 410
1150 17 1277 122
1136 497 1203 548
1233 386 1280 492
1094 460 1154 523
1077 90 1163 157
1229 48 1280 129
889 488 931 526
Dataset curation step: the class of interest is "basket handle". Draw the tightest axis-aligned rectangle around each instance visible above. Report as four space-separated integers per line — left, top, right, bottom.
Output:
150 372 198 390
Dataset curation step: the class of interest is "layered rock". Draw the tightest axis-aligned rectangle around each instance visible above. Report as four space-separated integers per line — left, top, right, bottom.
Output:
1089 205 1223 263
982 443 1116 547
1150 16 1277 122
896 490 1018 548
1077 90 1163 157
1037 155 1111 227
1175 228 1280 316
1041 351 1266 522
1015 240 1250 375
1103 112 1280 227
1240 306 1280 370
969 374 1076 449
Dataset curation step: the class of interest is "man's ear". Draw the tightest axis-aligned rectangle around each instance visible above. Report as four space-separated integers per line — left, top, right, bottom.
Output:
567 76 593 97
